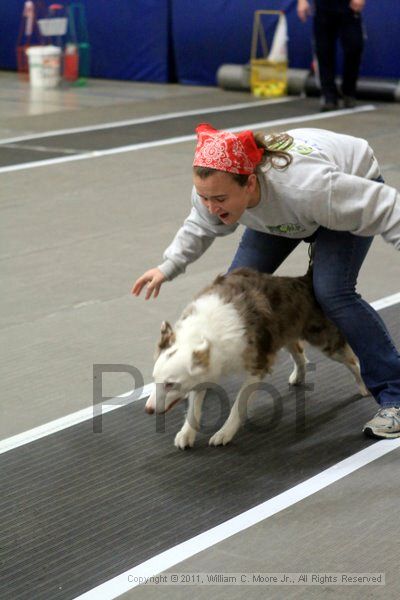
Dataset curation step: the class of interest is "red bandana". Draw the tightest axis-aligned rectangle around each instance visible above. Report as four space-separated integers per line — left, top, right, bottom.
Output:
193 123 264 175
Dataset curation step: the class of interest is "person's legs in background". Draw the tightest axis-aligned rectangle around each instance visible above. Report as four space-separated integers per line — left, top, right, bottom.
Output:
339 10 364 107
313 9 340 110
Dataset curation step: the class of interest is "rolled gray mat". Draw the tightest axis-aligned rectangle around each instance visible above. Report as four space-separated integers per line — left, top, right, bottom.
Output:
216 63 250 90
216 64 308 94
217 64 400 102
304 73 400 102
287 68 309 95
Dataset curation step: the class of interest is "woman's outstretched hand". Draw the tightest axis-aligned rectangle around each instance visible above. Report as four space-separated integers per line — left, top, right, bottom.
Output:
131 268 166 300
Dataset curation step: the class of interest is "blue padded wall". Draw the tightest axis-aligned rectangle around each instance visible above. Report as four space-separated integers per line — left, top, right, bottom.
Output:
0 1 399 84
172 0 400 85
0 0 171 83
359 3 400 79
0 0 26 70
86 0 170 82
171 0 302 86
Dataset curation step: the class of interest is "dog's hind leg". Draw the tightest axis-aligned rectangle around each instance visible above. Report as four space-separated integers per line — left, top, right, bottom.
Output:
323 343 370 397
287 341 308 386
174 389 207 449
209 374 262 446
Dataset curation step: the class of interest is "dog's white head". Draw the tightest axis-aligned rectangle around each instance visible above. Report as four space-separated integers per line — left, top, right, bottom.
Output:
145 320 211 414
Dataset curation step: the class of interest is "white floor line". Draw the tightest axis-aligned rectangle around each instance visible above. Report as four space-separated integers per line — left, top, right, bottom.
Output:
371 292 400 311
0 384 153 455
0 104 376 175
0 290 397 456
73 437 400 600
0 97 297 145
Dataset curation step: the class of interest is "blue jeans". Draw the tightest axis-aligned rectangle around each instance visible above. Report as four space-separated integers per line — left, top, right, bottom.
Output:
229 201 400 408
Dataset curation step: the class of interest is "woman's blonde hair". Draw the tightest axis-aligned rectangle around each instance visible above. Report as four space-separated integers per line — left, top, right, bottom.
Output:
193 131 293 186
254 131 293 170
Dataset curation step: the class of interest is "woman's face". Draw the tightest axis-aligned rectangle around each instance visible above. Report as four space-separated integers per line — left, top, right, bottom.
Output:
193 171 259 225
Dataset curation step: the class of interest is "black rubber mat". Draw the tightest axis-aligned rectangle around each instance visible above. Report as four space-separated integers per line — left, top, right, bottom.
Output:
1 304 398 600
0 98 322 167
0 144 71 168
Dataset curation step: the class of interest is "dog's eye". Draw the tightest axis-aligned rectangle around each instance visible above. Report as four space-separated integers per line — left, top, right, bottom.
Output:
164 382 175 391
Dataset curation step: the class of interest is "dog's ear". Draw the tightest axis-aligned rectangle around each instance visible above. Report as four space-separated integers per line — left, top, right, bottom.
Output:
156 321 175 355
189 338 210 375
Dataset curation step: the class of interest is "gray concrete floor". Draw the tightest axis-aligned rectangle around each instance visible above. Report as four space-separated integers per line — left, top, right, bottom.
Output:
0 72 399 598
119 448 400 600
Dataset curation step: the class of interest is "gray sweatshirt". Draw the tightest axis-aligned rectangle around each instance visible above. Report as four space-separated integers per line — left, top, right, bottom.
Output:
158 128 400 280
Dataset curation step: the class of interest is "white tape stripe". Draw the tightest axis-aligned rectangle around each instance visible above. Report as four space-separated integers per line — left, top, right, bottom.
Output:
0 97 296 145
0 289 397 455
370 292 400 311
0 384 153 455
216 104 376 131
72 438 400 600
0 105 376 174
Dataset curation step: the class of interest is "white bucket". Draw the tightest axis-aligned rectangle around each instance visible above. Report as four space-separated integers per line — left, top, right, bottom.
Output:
38 18 68 37
26 46 62 89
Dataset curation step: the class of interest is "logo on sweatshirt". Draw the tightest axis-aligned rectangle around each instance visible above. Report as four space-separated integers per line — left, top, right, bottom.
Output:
267 223 307 234
287 141 315 155
291 142 314 155
269 138 315 156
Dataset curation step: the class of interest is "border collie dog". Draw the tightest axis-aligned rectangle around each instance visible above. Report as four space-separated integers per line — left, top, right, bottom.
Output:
145 267 368 449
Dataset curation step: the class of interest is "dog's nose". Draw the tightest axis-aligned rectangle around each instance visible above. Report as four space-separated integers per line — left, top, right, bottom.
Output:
145 405 155 414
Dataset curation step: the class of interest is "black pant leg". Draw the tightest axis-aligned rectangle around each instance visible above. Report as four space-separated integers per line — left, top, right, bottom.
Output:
313 10 340 103
338 11 364 97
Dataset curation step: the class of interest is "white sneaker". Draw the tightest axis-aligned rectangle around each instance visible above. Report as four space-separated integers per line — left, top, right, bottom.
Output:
363 407 400 439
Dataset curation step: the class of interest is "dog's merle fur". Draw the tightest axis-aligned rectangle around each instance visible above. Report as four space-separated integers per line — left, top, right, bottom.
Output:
145 267 369 448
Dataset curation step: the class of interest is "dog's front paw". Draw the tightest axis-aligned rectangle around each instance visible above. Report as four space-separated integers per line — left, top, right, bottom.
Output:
288 367 305 386
174 427 196 450
358 383 370 397
209 428 234 447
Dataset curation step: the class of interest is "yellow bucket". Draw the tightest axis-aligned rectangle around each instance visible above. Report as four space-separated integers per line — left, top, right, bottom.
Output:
250 58 287 98
250 10 288 98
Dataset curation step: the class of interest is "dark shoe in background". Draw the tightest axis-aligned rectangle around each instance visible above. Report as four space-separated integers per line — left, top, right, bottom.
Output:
342 95 357 109
320 100 339 112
